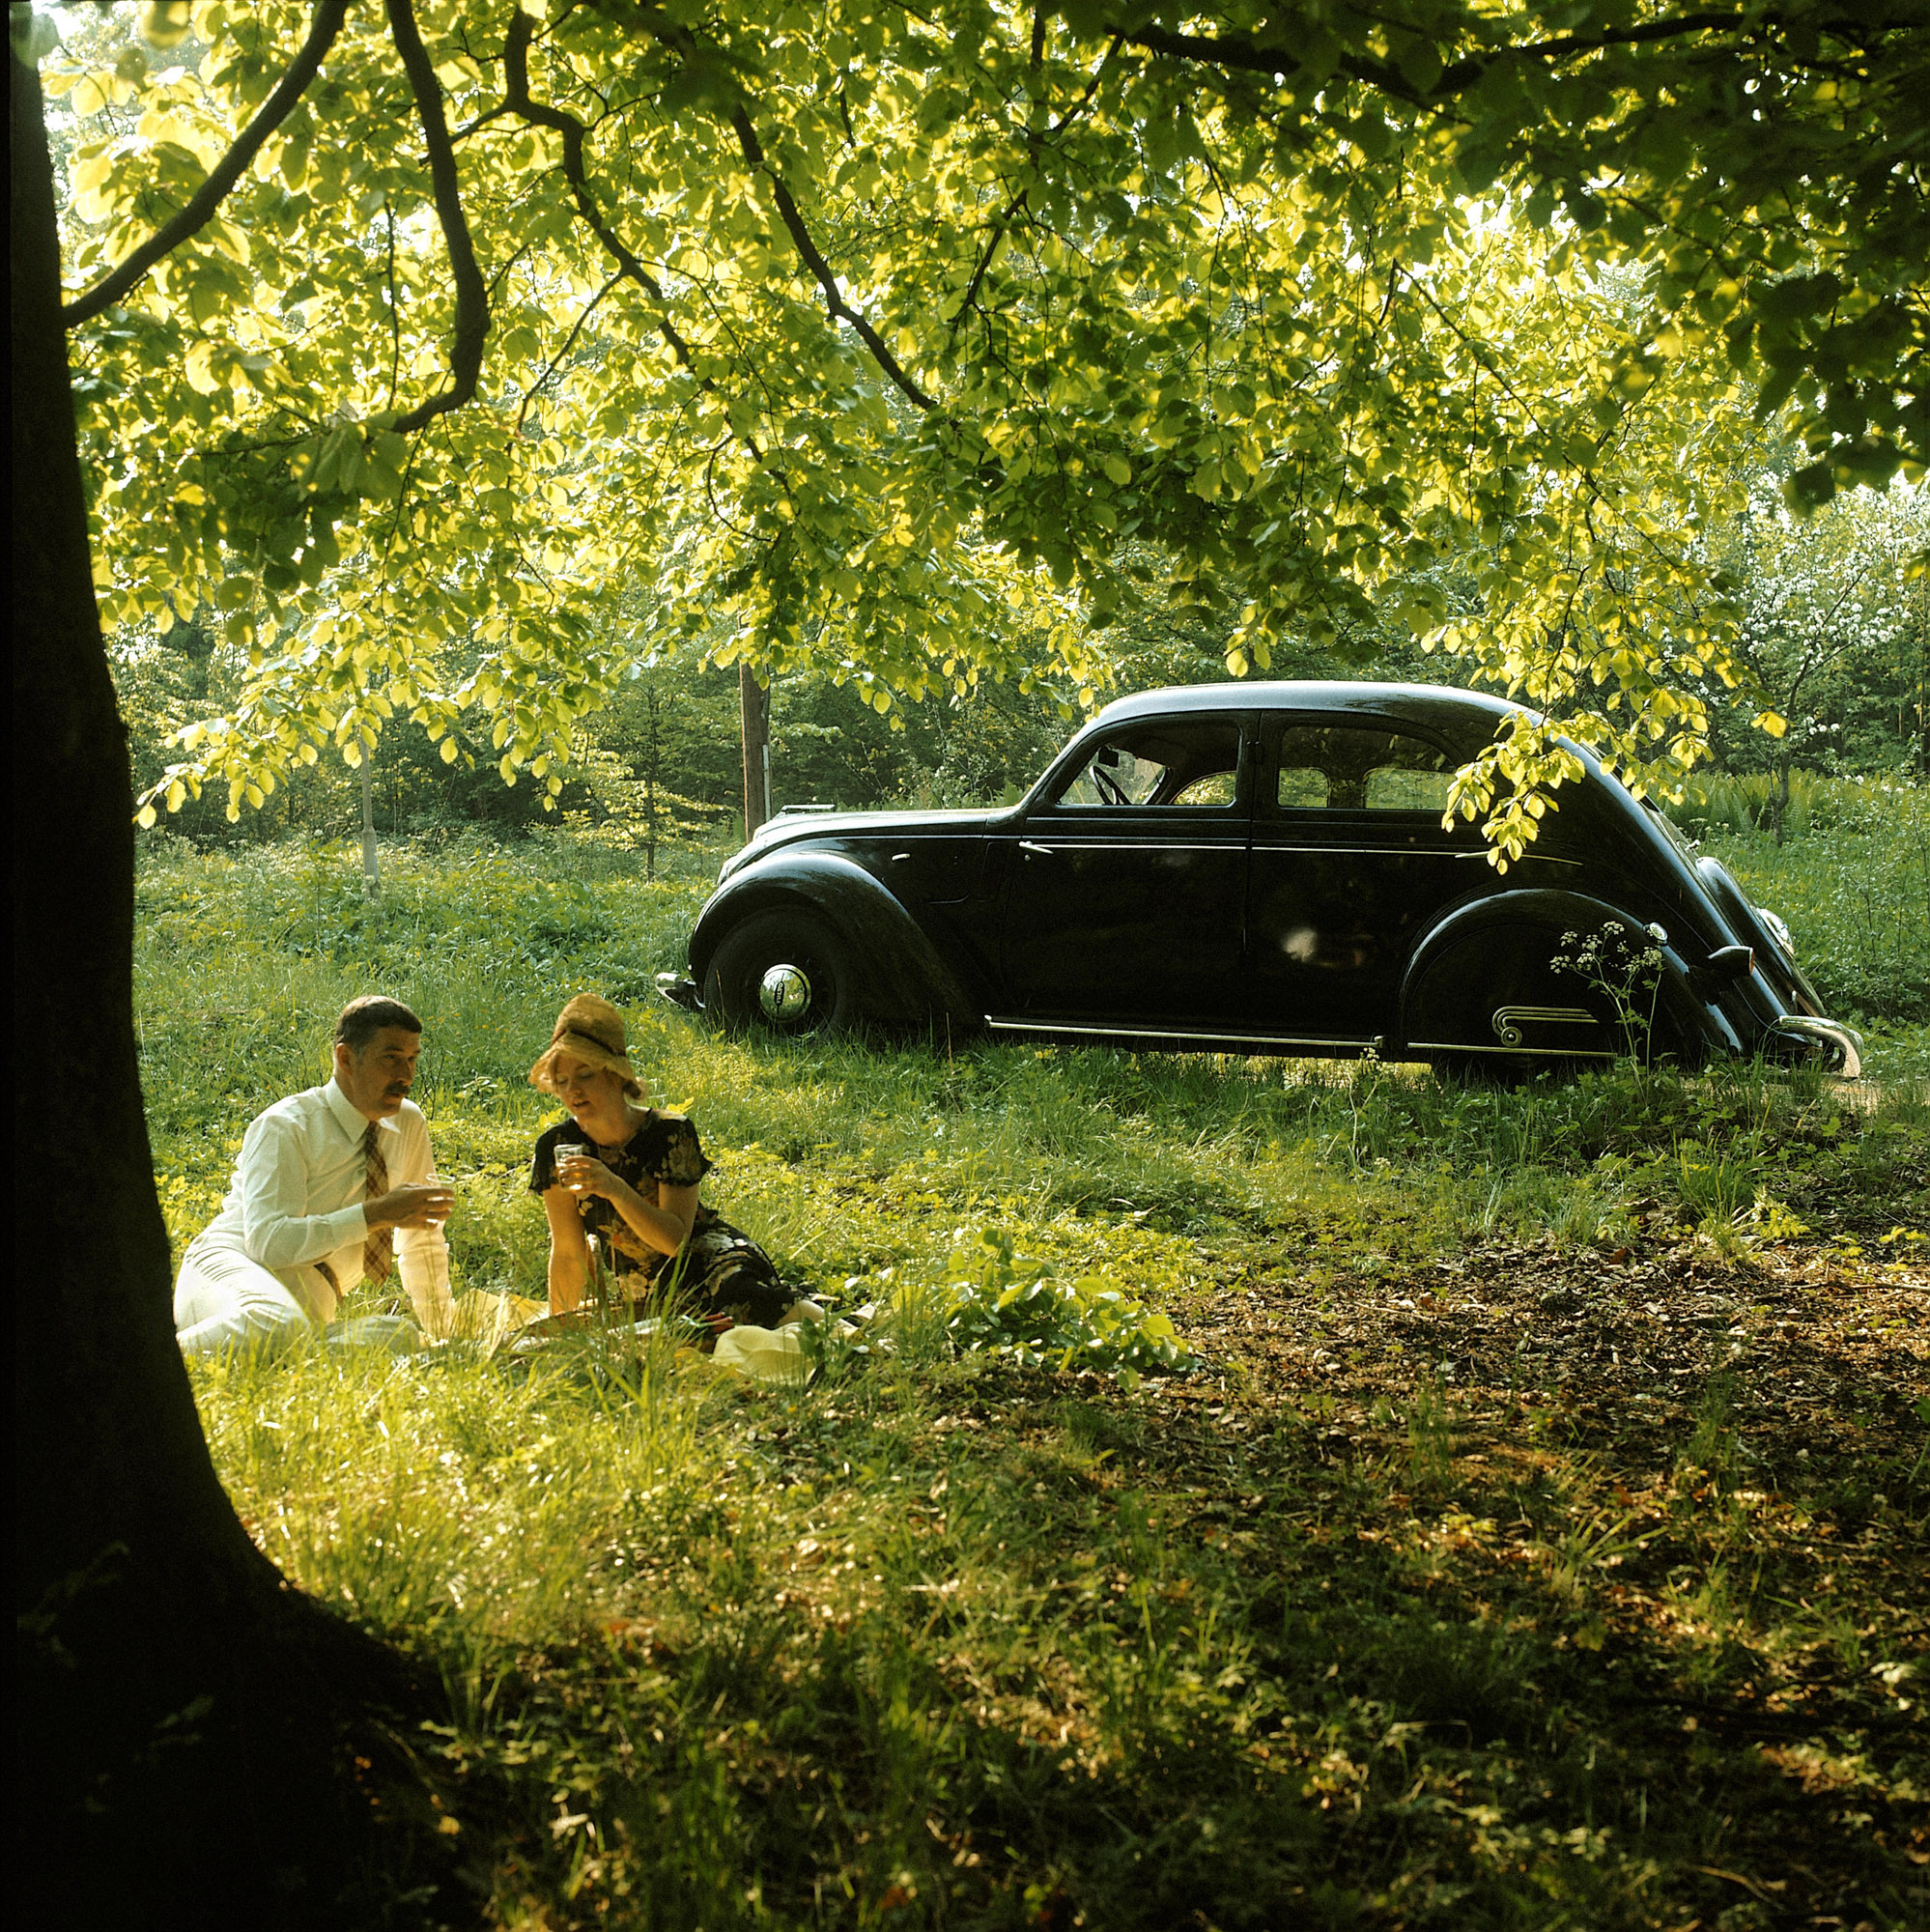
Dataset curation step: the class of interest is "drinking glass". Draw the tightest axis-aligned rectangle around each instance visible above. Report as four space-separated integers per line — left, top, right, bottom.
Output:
553 1142 590 1192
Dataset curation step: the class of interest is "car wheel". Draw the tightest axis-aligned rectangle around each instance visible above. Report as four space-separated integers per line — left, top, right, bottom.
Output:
702 909 860 1037
1408 918 1659 1077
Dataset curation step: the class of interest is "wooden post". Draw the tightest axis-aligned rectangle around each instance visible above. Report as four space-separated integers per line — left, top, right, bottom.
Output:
739 660 771 839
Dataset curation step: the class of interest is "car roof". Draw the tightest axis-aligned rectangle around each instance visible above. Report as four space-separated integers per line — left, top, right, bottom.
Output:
1092 680 1528 732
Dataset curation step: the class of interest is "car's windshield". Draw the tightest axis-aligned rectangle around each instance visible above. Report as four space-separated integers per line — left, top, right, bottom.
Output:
1054 719 1242 809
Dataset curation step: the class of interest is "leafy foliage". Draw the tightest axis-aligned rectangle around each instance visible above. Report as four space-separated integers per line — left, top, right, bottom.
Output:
33 0 1929 862
933 1227 1195 1378
1685 777 1930 1023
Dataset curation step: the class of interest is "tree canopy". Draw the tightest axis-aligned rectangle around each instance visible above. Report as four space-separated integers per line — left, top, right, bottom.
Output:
41 0 1930 858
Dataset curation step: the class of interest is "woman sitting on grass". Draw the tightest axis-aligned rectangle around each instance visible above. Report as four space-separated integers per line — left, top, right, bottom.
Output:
527 995 795 1338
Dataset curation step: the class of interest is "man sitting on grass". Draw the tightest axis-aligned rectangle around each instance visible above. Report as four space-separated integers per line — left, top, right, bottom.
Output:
174 996 456 1357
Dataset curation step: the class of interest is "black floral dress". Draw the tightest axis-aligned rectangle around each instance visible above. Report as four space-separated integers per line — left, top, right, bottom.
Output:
529 1112 791 1329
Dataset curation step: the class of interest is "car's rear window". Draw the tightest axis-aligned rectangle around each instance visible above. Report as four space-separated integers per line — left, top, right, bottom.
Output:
1273 725 1452 812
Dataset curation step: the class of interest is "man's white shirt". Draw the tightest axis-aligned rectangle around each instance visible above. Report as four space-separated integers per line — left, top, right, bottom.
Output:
189 1077 454 1337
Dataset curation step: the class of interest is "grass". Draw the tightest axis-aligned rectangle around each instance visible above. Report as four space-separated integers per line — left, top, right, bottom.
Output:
137 825 1930 1928
1678 774 1930 1025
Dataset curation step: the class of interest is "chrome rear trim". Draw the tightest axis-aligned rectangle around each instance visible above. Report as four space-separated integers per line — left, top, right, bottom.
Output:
1770 1015 1863 1078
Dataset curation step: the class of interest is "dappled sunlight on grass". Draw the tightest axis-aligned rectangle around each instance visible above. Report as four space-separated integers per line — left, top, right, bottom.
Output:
144 832 1927 1925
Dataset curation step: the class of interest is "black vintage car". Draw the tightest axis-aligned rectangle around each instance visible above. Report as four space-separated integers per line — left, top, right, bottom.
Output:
661 682 1862 1076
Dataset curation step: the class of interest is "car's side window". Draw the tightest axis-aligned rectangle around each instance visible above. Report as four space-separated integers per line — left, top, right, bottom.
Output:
1054 720 1243 809
1173 770 1239 807
1273 725 1453 812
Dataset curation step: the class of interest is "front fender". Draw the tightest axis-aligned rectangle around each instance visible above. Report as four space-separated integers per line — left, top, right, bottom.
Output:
1400 889 1738 1064
690 851 981 1029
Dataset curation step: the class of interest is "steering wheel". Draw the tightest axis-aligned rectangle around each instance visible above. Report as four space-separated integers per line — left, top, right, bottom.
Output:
1093 764 1130 807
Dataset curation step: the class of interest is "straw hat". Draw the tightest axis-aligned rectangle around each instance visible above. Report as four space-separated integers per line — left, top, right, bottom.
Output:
528 994 642 1096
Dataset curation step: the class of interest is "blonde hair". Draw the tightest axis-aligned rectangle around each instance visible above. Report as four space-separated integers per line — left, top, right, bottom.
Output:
528 994 643 1097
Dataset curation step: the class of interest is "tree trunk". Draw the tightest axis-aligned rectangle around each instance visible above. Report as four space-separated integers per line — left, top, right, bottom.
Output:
359 732 380 895
643 684 661 880
13 47 461 1926
738 658 771 839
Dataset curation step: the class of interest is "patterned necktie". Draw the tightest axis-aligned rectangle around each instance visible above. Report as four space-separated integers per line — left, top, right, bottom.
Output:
362 1122 394 1285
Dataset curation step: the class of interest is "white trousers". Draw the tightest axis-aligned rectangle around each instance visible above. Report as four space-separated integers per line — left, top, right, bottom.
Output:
174 1242 417 1359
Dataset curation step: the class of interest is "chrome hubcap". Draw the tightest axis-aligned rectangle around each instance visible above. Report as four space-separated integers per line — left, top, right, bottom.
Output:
758 962 811 1021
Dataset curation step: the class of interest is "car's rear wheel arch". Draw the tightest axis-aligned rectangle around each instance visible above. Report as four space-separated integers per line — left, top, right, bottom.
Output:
1400 889 1713 1069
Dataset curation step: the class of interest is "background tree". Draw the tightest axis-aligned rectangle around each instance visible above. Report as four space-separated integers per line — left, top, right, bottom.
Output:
1714 482 1930 829
52 0 1926 866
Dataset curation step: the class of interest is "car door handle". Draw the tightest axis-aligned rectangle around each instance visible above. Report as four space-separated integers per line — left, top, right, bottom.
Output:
1019 840 1054 859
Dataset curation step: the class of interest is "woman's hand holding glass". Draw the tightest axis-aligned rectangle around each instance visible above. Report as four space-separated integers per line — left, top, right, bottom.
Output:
553 1145 615 1200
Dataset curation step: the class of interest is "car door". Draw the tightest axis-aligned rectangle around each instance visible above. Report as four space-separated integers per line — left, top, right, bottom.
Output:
999 712 1252 1026
1243 716 1486 1040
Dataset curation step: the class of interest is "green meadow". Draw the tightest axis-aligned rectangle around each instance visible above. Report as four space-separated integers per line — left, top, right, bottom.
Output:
139 796 1928 1929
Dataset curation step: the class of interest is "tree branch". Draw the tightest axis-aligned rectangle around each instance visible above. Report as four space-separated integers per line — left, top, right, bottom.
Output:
381 202 402 412
727 105 937 412
950 36 1122 341
517 267 622 436
494 13 720 403
1481 10 1893 72
61 0 351 329
947 188 1027 341
1123 23 1416 103
502 9 934 421
1122 11 1897 108
383 0 490 433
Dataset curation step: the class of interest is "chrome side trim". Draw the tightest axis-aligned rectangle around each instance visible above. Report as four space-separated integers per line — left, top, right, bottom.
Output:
1251 845 1581 865
1490 1004 1599 1046
1016 840 1248 854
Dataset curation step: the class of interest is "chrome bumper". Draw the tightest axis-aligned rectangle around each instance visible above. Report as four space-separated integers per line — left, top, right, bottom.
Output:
1769 1015 1863 1078
655 972 702 1013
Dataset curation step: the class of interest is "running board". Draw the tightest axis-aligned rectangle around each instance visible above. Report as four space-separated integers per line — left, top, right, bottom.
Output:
984 1016 1383 1055
985 1016 1624 1060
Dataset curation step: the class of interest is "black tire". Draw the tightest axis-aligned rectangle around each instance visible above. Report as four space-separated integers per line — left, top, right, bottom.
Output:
702 909 861 1037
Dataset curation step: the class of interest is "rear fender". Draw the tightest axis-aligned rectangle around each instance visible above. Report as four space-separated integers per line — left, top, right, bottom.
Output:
690 852 981 1029
1400 889 1737 1065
